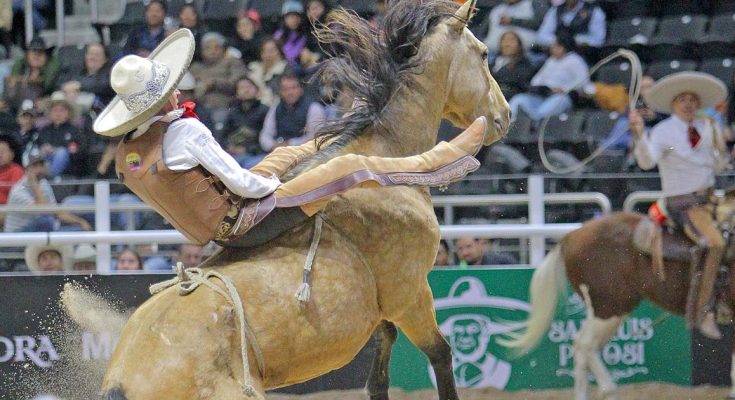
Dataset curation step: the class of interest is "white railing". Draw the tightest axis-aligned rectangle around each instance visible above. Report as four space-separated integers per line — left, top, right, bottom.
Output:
0 177 604 273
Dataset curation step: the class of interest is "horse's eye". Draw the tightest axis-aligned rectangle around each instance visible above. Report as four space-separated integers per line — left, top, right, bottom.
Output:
481 49 488 60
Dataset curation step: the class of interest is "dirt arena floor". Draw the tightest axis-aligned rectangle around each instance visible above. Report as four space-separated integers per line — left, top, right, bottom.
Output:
269 383 730 399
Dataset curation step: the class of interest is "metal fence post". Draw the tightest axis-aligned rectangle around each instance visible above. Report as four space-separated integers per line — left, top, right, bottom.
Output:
528 175 545 266
55 0 65 49
95 181 112 274
24 0 33 46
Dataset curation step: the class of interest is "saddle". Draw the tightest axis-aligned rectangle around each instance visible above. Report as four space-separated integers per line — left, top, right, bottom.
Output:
632 217 693 280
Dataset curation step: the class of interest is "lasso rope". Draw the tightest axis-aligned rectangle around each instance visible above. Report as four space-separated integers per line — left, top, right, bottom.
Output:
149 263 264 398
295 215 324 303
538 48 644 174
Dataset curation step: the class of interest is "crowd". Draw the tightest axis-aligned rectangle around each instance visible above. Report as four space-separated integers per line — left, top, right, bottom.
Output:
0 0 734 272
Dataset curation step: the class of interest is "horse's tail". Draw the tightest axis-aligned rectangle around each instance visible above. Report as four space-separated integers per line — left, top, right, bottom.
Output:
497 245 567 354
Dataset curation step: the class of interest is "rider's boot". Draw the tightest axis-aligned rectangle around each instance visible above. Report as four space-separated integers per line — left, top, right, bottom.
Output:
227 117 489 238
274 116 488 216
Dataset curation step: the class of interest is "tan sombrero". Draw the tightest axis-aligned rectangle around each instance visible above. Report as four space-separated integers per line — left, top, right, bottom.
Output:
644 71 728 114
25 244 73 273
93 29 195 137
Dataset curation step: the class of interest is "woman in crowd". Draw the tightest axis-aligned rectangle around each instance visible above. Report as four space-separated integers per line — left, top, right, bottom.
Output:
172 3 205 61
248 37 288 107
115 247 143 271
490 31 537 100
230 9 266 65
273 0 309 66
59 42 114 105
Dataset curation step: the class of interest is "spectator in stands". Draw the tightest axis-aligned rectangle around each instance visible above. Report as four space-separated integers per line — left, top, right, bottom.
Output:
58 43 114 106
434 239 453 267
259 72 326 152
535 0 606 62
11 0 48 36
175 243 204 268
176 72 214 133
224 76 269 167
72 243 96 271
35 93 89 177
274 0 309 66
115 247 143 271
490 31 537 101
248 37 289 107
24 244 72 273
188 32 248 110
16 101 38 153
455 237 517 266
4 36 60 112
483 0 543 56
4 149 91 232
230 9 266 66
123 0 167 57
0 133 22 228
508 31 588 122
172 3 205 62
305 0 331 54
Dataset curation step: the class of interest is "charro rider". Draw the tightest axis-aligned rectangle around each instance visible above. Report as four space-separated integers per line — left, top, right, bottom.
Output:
93 29 492 249
629 71 730 339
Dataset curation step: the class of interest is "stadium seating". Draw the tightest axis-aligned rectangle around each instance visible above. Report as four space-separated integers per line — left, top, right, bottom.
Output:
698 58 735 88
594 61 641 86
647 14 707 61
646 59 698 80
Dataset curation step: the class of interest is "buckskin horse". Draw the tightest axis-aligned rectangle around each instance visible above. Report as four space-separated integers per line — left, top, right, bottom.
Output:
99 1 510 399
500 196 735 400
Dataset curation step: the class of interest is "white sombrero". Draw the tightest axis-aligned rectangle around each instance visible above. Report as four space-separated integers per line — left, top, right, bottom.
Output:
644 71 728 114
25 244 73 273
93 29 195 137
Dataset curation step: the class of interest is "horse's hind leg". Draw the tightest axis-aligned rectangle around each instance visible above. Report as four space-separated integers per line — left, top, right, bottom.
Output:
574 285 624 400
394 283 458 400
366 320 398 400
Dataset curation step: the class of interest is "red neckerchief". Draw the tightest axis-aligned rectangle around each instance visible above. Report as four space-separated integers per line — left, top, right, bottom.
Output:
180 101 199 120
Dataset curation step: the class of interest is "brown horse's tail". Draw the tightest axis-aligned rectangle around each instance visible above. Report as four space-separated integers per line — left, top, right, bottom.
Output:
497 245 567 355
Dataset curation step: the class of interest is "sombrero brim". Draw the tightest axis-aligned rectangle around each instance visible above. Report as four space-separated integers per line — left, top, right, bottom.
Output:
644 71 728 114
93 29 195 137
25 244 73 272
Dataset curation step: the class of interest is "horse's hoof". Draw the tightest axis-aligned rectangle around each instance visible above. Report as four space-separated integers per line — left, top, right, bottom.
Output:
600 387 620 400
368 392 389 400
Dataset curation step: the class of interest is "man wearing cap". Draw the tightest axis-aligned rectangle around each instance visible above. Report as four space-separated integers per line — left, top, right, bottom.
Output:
4 149 91 233
94 29 493 249
629 71 730 339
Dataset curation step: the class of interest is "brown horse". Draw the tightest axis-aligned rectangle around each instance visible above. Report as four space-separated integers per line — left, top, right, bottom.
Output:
500 204 735 400
99 1 510 399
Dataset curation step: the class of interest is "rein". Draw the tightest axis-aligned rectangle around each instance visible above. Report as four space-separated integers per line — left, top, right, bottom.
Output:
538 49 644 174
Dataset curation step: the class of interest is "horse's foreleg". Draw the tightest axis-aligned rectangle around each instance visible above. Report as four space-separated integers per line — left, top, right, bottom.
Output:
366 320 398 400
394 283 459 400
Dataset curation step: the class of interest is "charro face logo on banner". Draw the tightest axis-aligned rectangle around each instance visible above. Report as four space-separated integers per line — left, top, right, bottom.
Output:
431 277 529 389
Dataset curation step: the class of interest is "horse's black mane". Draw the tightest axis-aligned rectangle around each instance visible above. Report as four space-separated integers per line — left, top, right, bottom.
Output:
283 0 458 179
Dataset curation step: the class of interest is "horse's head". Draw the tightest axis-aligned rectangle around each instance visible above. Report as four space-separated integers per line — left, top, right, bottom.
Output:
428 0 510 145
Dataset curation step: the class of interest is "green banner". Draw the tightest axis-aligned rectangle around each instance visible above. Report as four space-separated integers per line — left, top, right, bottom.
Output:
389 268 690 391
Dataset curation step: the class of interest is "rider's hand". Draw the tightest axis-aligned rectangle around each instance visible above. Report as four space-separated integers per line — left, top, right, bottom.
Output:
628 109 645 140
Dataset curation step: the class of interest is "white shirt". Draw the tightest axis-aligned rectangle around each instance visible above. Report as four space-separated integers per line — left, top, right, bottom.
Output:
483 0 537 54
530 52 589 91
633 115 725 196
156 116 280 199
536 1 606 47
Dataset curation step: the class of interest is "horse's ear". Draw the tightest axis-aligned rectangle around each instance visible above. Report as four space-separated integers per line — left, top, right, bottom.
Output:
449 0 475 32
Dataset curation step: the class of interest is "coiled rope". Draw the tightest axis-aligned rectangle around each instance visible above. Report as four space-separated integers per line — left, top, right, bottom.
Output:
538 48 644 174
